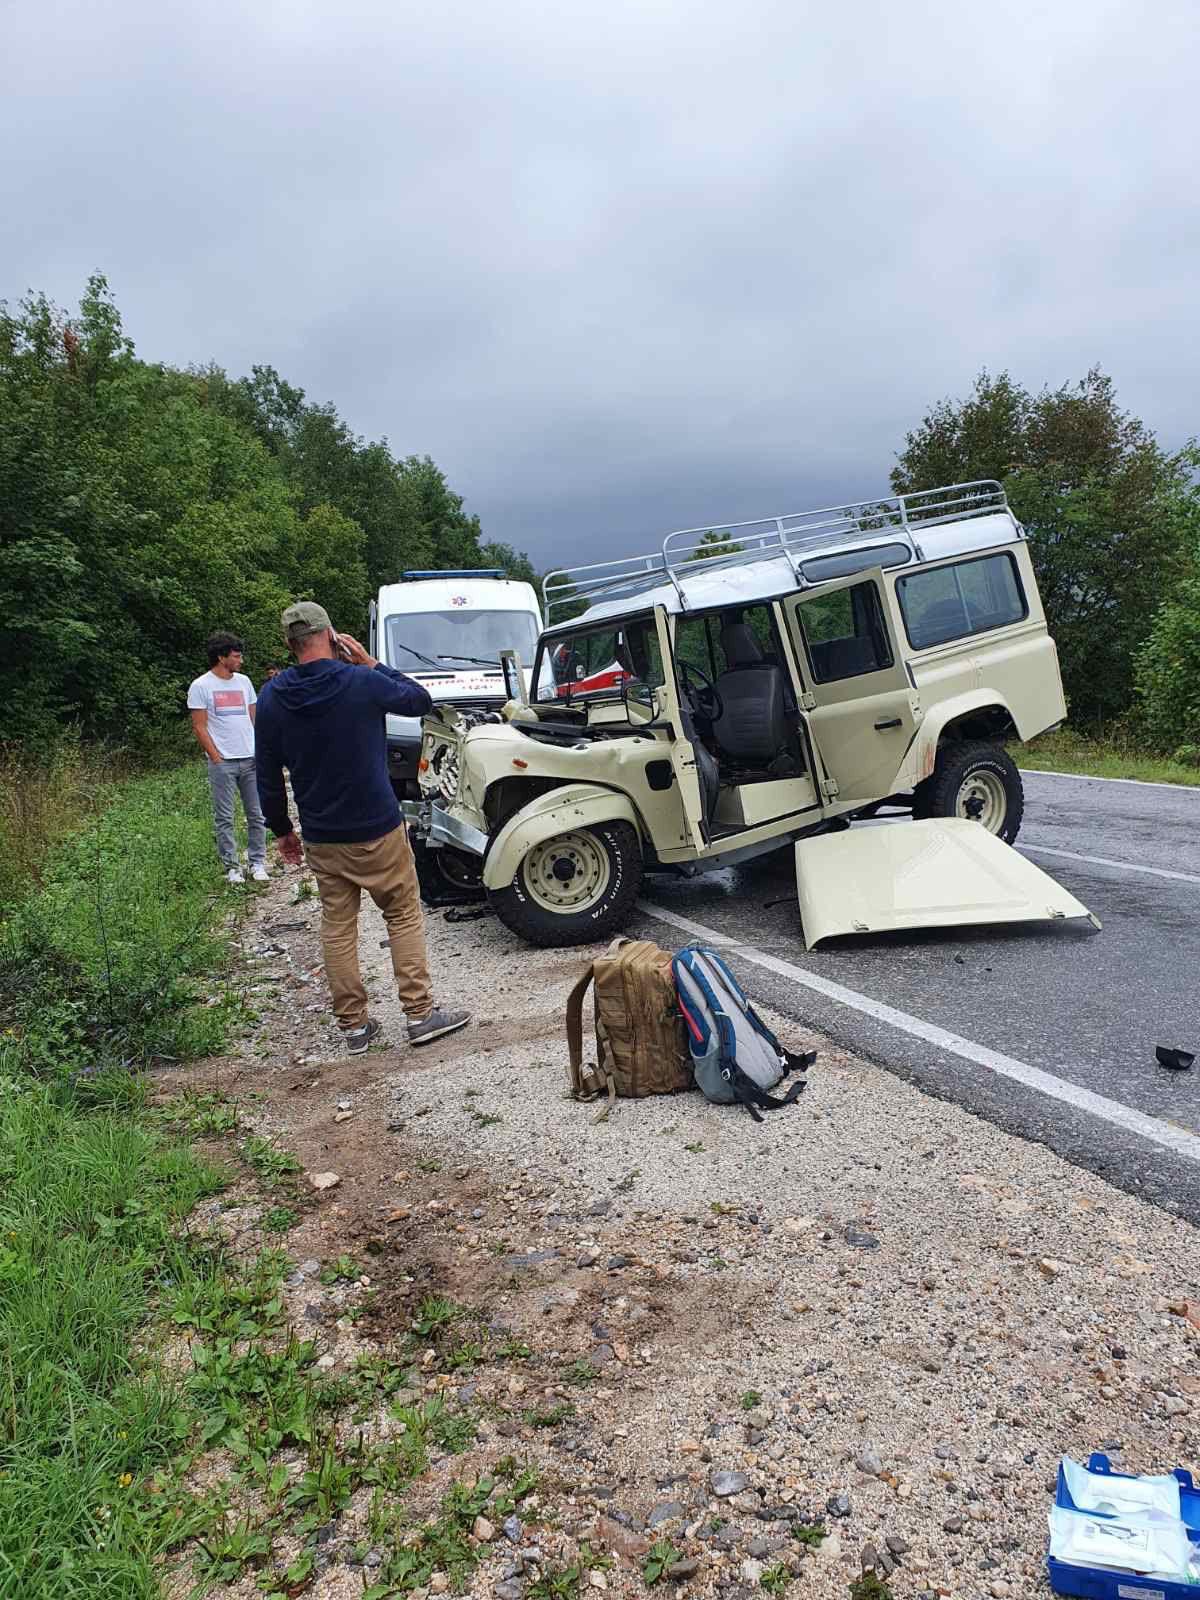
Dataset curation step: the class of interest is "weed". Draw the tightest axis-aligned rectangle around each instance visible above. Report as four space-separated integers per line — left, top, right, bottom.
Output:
790 1522 826 1549
168 1247 289 1339
386 1394 478 1479
163 1089 240 1137
523 1401 575 1430
261 1204 298 1233
849 1576 892 1600
527 1540 611 1600
495 1338 532 1360
642 1539 680 1584
760 1564 790 1594
683 1140 705 1153
564 1357 599 1385
413 1294 464 1338
318 1253 360 1284
362 1477 496 1598
472 1111 503 1127
240 1135 301 1186
444 1340 486 1372
740 1390 762 1410
710 1200 735 1215
416 1157 442 1173
187 1330 318 1450
286 1434 358 1531
195 1514 272 1583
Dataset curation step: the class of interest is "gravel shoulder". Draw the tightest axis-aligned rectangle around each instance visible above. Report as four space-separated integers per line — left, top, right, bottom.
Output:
165 869 1200 1600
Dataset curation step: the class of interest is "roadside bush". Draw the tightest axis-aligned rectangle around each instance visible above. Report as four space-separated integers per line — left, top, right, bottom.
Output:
1 762 244 1081
1134 577 1200 756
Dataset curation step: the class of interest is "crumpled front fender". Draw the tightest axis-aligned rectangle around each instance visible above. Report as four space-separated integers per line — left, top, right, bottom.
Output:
482 784 642 890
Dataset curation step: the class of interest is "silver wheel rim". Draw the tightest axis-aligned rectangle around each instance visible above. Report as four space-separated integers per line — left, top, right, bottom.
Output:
523 831 611 913
955 769 1008 832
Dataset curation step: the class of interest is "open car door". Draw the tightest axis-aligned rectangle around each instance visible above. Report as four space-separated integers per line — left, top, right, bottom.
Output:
782 566 919 805
652 605 710 851
794 818 1100 950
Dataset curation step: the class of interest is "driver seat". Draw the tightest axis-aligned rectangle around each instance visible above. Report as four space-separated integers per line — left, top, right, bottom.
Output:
710 621 791 765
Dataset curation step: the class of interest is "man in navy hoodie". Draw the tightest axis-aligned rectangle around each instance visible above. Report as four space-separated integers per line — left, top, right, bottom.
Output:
255 600 470 1056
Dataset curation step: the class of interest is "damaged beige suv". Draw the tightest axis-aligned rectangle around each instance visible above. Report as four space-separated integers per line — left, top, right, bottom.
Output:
407 481 1096 948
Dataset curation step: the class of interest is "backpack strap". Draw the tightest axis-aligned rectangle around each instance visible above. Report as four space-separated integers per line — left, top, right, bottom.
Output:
780 1047 818 1078
723 1065 808 1122
565 961 617 1111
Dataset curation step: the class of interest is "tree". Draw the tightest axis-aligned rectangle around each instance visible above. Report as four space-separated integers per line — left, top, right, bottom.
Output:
892 369 1198 725
686 528 744 563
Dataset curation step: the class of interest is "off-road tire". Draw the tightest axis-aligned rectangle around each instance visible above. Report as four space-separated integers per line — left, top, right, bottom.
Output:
489 820 643 947
413 840 486 907
913 740 1024 844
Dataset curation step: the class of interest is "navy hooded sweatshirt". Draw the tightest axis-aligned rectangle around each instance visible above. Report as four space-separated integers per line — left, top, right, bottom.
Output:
254 659 432 844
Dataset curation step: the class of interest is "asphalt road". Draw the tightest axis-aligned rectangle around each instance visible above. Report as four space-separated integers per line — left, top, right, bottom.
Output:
633 770 1200 1221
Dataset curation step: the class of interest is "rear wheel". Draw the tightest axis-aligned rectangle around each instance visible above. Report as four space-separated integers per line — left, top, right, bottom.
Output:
490 821 643 946
913 741 1024 844
413 840 486 907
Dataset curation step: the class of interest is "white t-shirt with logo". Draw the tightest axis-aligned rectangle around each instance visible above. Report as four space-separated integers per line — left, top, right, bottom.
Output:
186 670 257 760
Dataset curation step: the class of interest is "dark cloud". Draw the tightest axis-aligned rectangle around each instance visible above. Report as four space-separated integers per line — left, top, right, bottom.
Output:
5 0 1196 569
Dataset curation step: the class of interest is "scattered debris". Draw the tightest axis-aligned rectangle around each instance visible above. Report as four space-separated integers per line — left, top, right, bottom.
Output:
1157 1045 1195 1071
307 1170 341 1190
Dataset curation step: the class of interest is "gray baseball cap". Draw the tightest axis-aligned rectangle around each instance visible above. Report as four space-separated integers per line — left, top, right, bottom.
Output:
281 600 332 639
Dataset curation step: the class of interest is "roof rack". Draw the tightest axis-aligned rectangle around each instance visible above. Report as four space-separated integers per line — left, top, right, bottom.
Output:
542 480 1009 624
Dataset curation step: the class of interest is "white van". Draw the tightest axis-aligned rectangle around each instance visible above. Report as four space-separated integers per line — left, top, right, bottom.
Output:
369 570 542 799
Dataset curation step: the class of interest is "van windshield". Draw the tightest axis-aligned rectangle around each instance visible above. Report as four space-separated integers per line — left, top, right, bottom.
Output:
384 609 541 670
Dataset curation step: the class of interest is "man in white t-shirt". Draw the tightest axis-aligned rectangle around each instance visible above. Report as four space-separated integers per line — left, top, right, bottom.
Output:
187 632 269 884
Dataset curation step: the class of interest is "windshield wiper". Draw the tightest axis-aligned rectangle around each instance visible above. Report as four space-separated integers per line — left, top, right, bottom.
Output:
390 642 445 670
438 654 503 668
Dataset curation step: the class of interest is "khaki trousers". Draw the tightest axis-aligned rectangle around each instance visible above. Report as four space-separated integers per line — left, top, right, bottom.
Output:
304 825 433 1030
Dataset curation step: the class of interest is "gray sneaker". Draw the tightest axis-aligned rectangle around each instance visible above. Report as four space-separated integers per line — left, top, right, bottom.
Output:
408 1007 471 1048
343 1019 382 1056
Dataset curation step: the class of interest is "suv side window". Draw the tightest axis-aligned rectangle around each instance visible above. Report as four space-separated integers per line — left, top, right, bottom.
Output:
797 581 893 684
896 552 1026 650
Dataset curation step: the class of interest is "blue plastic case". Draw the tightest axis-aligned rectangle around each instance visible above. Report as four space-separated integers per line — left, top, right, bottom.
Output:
1048 1453 1200 1599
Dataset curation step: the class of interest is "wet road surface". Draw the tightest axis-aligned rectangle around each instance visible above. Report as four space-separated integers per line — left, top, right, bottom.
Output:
633 770 1200 1221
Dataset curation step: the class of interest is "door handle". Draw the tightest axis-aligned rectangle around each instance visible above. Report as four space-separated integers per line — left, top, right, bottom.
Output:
873 717 902 730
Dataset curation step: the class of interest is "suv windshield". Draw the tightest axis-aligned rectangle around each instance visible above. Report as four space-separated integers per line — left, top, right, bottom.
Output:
533 617 664 703
385 609 540 670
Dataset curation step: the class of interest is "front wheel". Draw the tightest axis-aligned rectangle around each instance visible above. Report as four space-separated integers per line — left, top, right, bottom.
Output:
489 820 643 946
913 741 1024 844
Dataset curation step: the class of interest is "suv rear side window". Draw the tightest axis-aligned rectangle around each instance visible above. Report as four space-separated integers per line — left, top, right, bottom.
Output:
797 581 893 683
897 553 1026 650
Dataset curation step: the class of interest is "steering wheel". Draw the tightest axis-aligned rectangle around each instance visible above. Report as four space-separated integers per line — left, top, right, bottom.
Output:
678 660 724 724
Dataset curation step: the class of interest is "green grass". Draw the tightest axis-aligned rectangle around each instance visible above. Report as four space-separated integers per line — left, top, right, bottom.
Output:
1017 728 1200 787
0 1076 227 1596
0 761 255 1595
2 763 247 1081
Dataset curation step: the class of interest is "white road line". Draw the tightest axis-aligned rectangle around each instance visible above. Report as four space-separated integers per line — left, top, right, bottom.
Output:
637 899 1200 1165
1022 767 1200 794
1019 841 1200 886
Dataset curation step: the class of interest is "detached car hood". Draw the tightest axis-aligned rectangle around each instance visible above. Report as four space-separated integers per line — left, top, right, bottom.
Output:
795 818 1099 950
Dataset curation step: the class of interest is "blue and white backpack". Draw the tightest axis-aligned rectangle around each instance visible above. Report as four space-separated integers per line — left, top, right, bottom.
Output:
672 944 814 1121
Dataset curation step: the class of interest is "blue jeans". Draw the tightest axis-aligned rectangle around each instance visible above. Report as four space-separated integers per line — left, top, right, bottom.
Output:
207 758 267 869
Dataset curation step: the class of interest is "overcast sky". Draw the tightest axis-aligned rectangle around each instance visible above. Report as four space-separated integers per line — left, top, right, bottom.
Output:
4 0 1197 569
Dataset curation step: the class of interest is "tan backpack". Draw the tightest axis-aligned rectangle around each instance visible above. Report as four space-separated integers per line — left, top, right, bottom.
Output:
566 937 693 1113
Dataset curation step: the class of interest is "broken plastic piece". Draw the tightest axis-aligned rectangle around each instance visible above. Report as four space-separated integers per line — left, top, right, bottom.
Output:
1157 1046 1196 1072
